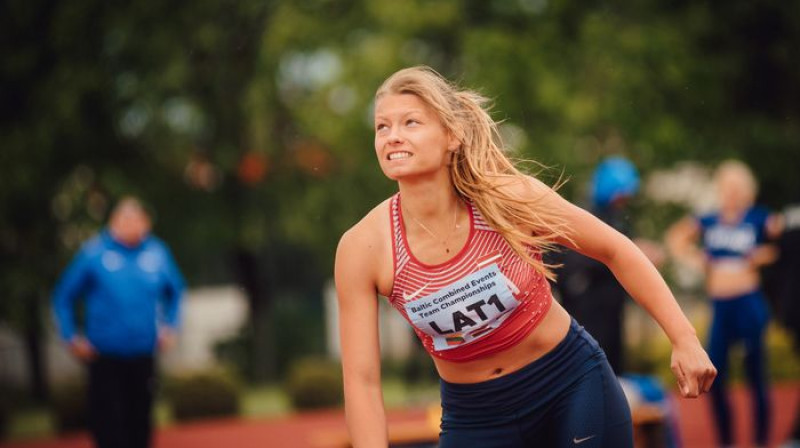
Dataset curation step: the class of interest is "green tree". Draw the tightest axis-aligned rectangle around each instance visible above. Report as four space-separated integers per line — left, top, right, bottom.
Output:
3 0 799 397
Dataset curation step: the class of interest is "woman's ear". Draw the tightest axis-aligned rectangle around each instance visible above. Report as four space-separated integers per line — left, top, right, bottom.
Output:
447 133 461 152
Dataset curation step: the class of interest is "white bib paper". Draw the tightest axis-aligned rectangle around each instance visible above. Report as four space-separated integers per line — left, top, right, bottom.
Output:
403 263 519 351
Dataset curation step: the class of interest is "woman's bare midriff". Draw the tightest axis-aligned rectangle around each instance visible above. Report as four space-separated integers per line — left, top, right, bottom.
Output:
706 262 761 299
432 301 572 384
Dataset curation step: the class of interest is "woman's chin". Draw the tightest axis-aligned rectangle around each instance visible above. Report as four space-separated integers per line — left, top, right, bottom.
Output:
380 165 415 181
380 165 448 182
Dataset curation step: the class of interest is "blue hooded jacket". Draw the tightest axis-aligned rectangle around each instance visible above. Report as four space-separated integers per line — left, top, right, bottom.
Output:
52 230 185 356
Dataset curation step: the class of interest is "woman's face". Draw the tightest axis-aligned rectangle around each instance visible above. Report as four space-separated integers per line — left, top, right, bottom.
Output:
373 93 458 181
716 170 754 213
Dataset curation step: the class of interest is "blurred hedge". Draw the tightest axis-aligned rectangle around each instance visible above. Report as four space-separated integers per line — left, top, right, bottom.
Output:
285 357 343 410
164 368 241 422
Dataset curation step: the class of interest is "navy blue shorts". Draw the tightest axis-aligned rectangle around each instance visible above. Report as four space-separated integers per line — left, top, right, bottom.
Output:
438 319 633 447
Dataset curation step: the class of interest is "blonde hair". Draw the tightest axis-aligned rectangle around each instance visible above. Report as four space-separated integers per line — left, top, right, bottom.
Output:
376 66 570 280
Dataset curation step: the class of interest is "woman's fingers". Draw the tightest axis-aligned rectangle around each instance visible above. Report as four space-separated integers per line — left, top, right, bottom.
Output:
673 353 717 398
701 365 718 393
672 364 692 397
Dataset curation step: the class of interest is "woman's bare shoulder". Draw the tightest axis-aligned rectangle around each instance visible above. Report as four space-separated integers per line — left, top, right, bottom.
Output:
336 197 394 292
337 197 393 255
490 173 560 202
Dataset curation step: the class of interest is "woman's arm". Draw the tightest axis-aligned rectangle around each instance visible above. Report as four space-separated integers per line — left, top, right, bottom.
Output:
748 244 779 268
335 227 388 447
749 212 784 268
525 178 717 397
665 216 706 272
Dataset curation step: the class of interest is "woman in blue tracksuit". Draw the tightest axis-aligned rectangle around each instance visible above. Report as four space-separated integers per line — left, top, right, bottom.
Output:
667 160 780 447
52 197 185 448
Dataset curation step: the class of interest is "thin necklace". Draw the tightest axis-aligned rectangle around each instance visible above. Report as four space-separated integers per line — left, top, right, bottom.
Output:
406 201 460 254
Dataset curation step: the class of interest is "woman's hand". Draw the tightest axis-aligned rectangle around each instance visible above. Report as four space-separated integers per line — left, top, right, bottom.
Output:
670 335 717 398
69 335 97 362
747 244 779 269
158 327 178 352
665 217 708 273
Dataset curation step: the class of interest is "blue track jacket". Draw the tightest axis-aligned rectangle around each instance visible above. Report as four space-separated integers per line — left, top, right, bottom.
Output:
52 230 185 356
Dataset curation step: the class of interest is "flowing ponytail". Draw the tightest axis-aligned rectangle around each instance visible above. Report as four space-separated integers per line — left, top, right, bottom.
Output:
376 66 571 280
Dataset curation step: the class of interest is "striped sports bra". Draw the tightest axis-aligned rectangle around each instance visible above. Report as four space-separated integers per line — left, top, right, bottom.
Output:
388 193 553 362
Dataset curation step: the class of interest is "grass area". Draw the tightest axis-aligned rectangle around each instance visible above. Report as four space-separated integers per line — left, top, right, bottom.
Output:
6 405 53 440
3 379 439 441
5 402 173 441
382 378 439 409
5 383 297 441
240 384 291 418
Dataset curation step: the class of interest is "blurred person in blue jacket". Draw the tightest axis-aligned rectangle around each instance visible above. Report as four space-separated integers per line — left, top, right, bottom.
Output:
551 156 665 374
52 196 185 448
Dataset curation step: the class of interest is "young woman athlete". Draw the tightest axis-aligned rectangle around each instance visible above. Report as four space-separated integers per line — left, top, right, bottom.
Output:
667 160 779 447
335 66 716 448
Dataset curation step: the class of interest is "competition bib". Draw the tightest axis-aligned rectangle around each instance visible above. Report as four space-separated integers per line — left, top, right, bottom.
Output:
403 263 519 351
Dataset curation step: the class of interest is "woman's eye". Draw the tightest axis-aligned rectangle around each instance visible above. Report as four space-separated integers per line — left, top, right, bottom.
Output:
406 119 419 127
376 124 388 132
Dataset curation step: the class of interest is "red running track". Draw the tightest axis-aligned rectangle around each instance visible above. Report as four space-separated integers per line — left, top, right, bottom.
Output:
3 383 798 448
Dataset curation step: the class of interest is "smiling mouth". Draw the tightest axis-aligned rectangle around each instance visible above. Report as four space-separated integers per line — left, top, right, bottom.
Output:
388 151 412 161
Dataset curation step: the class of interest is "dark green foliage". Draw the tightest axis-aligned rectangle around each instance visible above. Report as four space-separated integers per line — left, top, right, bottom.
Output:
0 394 8 440
214 288 327 382
285 357 343 410
0 383 28 440
165 369 241 422
3 0 800 399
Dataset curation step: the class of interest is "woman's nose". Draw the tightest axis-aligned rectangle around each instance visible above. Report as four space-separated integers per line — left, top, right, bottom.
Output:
387 129 403 144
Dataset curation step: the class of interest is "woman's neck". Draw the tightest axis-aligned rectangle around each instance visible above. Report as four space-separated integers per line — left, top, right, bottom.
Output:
719 204 749 223
397 175 460 221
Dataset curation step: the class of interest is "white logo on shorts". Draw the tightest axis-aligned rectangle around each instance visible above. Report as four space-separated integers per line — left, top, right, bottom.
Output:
573 434 596 444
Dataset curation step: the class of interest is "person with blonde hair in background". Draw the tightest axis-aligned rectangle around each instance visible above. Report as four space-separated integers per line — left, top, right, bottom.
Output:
335 66 716 447
667 160 780 448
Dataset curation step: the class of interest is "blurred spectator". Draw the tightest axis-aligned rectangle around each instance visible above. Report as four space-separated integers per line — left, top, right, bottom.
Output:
552 156 664 374
52 197 185 448
667 160 780 448
769 195 800 448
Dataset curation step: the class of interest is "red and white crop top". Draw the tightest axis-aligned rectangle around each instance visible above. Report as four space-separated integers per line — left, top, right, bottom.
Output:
388 193 553 362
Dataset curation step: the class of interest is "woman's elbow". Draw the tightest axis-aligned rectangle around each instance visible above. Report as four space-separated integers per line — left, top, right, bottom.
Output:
601 236 641 269
344 368 381 390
